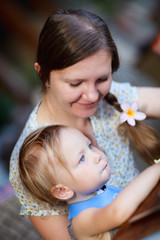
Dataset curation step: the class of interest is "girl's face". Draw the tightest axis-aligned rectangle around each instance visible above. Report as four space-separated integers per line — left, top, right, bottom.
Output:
56 127 111 201
45 50 112 119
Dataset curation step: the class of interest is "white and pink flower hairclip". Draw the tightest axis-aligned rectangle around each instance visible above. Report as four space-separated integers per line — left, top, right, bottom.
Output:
120 101 146 126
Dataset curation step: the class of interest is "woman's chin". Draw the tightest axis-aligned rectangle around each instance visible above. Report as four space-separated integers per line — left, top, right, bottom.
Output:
73 108 98 119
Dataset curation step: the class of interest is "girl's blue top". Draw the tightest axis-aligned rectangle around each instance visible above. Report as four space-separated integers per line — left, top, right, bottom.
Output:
68 185 122 220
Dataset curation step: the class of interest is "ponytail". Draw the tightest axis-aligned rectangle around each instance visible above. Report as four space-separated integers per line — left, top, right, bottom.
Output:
105 92 160 165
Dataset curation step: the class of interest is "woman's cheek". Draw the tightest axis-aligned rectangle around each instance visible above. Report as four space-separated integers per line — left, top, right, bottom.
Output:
100 83 111 96
65 88 82 102
102 79 112 95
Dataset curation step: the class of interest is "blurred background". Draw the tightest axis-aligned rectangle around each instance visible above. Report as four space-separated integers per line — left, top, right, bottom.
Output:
0 0 160 239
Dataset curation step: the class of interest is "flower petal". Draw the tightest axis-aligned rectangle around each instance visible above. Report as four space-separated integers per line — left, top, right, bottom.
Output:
120 102 130 112
131 101 138 111
120 112 128 123
134 112 146 120
127 117 136 126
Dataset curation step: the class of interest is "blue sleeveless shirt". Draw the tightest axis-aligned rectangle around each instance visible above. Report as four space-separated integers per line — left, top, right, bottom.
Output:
68 185 122 220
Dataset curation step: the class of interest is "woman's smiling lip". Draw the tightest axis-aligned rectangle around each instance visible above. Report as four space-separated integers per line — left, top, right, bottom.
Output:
78 102 97 108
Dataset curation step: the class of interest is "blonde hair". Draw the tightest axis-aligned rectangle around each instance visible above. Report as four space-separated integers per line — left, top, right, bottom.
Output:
105 92 160 164
19 125 67 206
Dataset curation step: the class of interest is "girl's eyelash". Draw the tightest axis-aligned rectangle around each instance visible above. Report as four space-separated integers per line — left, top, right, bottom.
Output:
79 155 85 163
89 144 92 149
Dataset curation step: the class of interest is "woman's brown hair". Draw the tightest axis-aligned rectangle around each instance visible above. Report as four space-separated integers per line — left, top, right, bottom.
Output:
105 92 160 165
36 9 119 90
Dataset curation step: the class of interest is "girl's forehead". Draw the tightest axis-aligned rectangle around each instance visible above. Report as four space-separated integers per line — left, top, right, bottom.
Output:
60 127 87 149
60 127 85 140
58 128 85 162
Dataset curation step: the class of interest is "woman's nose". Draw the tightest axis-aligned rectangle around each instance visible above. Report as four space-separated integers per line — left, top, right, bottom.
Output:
82 84 99 102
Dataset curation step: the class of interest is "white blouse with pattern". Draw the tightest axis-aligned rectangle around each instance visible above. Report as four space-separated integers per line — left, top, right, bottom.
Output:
9 81 139 216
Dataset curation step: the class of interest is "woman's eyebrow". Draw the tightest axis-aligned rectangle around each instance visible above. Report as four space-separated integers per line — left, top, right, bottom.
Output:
99 73 111 78
66 79 84 83
60 72 82 81
63 72 111 82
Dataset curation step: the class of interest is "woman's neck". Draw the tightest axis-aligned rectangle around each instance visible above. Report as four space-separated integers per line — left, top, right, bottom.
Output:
37 95 88 127
37 95 98 147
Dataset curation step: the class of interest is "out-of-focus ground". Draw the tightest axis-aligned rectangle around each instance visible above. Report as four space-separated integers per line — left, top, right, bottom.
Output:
0 0 159 239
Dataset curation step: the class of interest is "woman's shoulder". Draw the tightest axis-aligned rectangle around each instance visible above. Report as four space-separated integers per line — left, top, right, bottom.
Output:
10 103 39 160
110 80 138 103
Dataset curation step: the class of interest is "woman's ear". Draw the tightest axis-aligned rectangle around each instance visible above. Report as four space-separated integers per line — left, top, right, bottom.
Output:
51 184 74 201
34 62 41 74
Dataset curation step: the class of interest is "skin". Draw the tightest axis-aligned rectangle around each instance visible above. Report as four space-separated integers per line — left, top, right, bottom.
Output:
51 127 111 204
36 50 112 132
28 215 70 240
30 49 160 239
138 87 160 118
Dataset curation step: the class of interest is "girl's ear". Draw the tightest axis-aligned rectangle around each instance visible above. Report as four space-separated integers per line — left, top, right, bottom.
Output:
34 62 41 74
51 184 74 201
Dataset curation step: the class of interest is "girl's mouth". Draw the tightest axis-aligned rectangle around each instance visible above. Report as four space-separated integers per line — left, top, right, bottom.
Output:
102 163 108 172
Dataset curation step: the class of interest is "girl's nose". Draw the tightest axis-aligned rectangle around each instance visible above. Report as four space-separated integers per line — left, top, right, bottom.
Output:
94 152 101 164
82 84 99 102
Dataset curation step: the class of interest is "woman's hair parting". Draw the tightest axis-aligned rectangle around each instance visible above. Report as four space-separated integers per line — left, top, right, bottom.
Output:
36 9 119 90
105 93 160 165
19 125 67 206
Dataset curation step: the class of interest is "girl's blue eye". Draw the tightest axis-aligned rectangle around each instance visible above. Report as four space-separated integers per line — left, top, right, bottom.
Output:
79 155 85 163
89 144 92 149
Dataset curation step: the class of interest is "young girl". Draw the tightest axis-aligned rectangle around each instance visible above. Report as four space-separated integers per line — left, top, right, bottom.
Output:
10 9 160 239
19 125 160 240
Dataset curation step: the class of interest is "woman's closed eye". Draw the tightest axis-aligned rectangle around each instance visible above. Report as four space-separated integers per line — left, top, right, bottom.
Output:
70 82 82 87
97 77 108 83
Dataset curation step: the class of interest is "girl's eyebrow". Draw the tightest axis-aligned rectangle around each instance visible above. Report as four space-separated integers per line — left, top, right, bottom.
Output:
75 139 89 157
73 145 83 157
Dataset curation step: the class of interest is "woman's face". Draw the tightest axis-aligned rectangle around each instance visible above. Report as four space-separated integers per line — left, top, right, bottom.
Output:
45 50 112 119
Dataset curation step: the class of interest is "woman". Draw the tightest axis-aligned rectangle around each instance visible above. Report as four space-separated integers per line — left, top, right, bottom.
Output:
9 9 160 239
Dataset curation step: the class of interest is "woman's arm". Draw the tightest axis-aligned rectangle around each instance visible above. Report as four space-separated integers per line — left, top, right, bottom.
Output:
29 214 71 240
138 87 160 118
73 163 160 238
